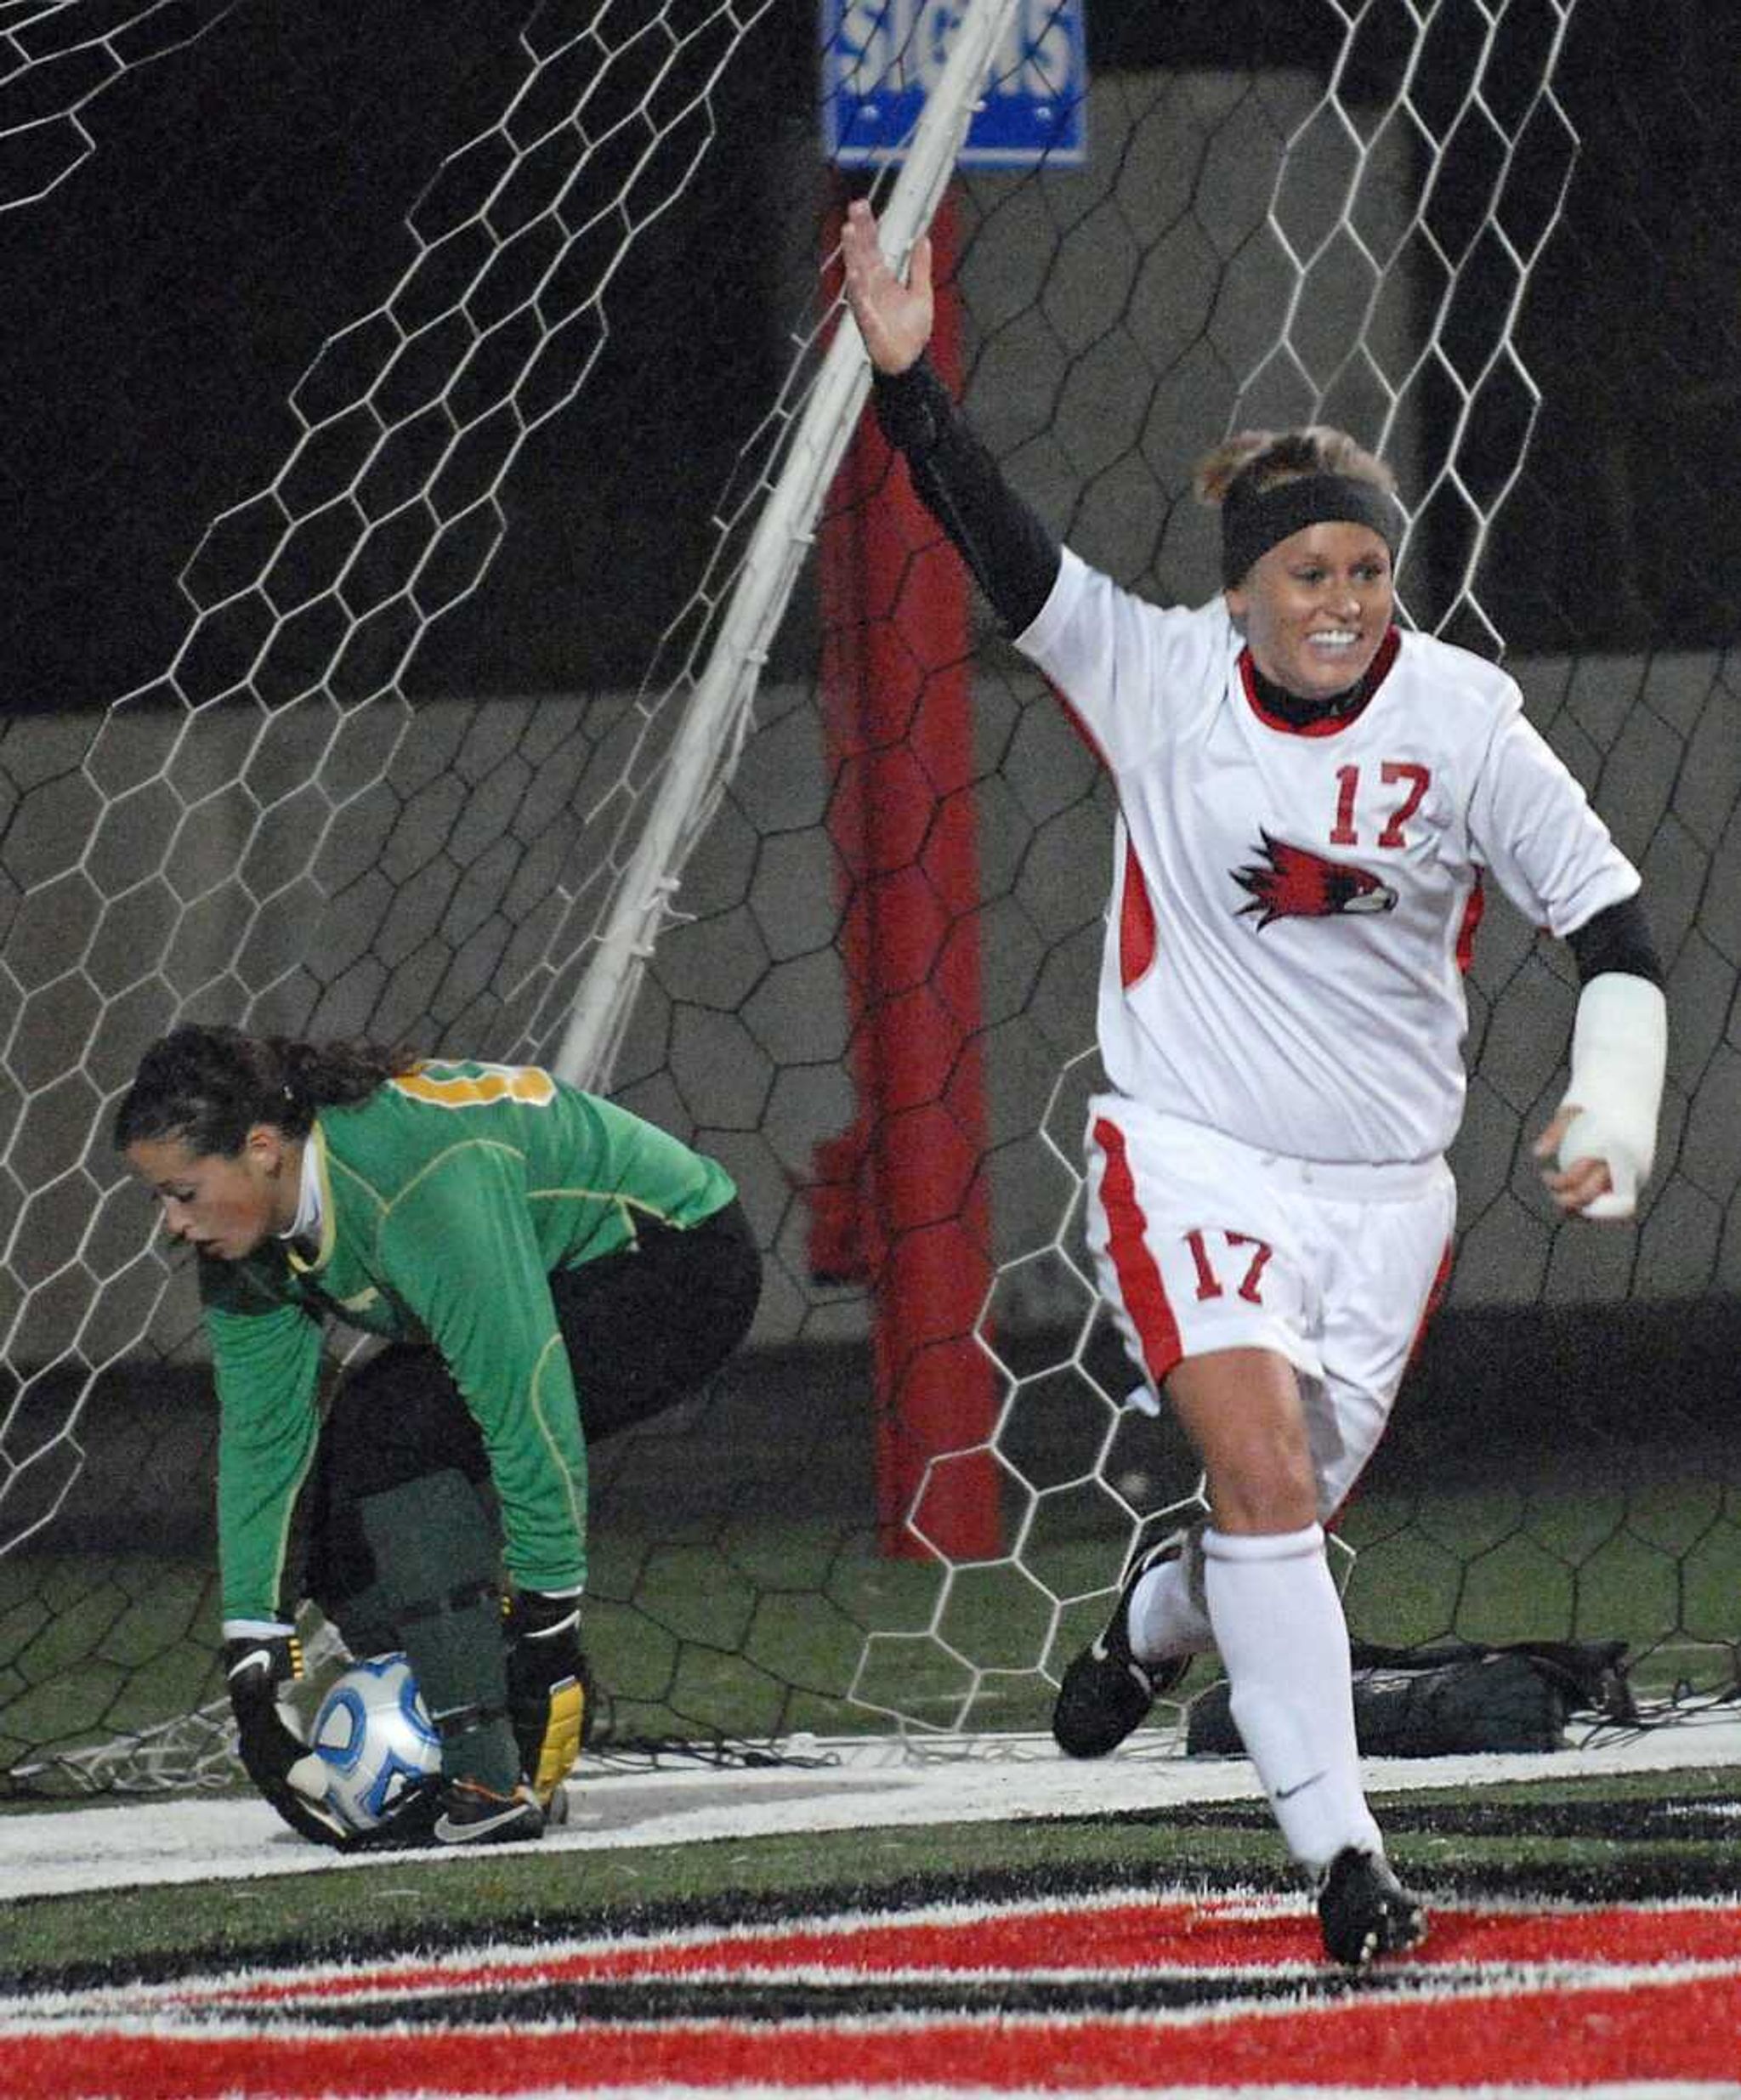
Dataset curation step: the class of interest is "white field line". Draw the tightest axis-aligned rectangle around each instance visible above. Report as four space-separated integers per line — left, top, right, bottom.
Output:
2 1709 1738 1904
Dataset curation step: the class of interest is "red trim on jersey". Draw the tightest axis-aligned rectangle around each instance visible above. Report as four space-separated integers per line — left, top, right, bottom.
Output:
1047 676 1113 770
1455 871 1486 973
1239 627 1400 735
1092 1115 1184 1386
1046 676 1159 990
1118 838 1157 986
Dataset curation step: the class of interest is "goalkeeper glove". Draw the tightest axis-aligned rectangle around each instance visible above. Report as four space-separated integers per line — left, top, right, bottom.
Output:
504 1589 589 1808
224 1630 354 1850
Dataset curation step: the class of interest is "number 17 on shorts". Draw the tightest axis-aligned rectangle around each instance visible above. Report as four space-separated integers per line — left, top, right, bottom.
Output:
1086 1103 1320 1392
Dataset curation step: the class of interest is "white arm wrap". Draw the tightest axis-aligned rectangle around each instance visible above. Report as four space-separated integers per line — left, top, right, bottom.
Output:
1557 971 1668 1220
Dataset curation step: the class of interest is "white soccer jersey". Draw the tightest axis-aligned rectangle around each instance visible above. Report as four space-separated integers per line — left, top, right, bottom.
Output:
1017 548 1641 1165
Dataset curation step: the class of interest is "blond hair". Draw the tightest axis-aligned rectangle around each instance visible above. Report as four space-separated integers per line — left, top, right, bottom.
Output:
1193 426 1395 510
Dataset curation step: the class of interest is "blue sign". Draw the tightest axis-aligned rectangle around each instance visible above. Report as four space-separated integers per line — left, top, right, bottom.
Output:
823 3 1087 170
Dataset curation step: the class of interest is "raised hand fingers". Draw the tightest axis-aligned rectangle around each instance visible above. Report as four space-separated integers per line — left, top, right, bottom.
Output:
839 198 932 374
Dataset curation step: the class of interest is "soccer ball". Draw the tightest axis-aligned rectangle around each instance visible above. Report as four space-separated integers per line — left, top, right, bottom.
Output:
309 1653 441 1831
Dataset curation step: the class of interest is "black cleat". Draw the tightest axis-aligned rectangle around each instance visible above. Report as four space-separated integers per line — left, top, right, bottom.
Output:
1316 1847 1428 1967
1051 1530 1197 1758
355 1775 440 1849
432 1777 545 1846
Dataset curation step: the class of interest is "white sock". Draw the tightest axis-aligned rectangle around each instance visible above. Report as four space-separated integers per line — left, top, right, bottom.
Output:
1200 1523 1383 1870
1127 1534 1214 1660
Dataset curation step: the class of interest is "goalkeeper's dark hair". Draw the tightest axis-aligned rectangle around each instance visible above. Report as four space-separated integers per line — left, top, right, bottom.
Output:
113 1024 417 1156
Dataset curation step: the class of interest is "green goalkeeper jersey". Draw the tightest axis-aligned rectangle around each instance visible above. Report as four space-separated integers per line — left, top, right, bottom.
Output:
200 1060 736 1622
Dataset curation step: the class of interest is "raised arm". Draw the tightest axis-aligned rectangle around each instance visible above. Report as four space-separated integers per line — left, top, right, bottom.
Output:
838 197 1060 635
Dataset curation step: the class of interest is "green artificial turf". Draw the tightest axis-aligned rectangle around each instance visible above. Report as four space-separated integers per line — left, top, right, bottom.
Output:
5 1477 1738 1789
3 1762 1738 1985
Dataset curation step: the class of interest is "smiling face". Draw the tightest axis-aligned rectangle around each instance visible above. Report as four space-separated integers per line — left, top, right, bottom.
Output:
126 1127 298 1261
1225 519 1394 701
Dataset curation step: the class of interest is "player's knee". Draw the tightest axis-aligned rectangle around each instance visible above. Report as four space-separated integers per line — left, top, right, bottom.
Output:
1205 1452 1319 1535
326 1348 488 1490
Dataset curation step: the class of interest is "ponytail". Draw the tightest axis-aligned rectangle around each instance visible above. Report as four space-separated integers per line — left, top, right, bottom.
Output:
113 1024 413 1156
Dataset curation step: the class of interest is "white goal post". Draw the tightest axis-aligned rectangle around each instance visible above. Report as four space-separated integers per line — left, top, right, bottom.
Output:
551 0 1027 1093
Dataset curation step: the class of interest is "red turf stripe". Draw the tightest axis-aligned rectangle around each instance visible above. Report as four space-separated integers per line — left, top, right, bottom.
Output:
201 1894 1741 2002
598 1898 1741 1978
8 1970 1741 2095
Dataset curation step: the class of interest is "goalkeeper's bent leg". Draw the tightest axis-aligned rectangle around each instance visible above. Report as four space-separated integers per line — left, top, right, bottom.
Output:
357 1470 521 1795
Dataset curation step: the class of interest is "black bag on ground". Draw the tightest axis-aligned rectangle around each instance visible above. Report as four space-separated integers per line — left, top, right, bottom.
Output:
1184 1637 1633 1757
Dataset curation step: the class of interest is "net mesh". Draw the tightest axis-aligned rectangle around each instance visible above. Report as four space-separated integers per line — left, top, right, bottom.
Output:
2 1 1737 1794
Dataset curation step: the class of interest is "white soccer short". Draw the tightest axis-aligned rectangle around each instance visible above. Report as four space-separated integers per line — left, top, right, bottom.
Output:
1083 1095 1456 1520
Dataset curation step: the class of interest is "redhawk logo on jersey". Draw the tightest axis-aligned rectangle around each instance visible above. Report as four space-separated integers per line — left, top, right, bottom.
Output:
1233 831 1398 929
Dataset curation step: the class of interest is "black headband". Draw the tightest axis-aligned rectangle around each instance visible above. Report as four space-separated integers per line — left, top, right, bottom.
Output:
1221 472 1402 588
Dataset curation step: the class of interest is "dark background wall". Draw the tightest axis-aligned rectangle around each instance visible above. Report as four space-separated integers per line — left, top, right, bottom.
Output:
4 2 1736 720
33 1290 1741 1556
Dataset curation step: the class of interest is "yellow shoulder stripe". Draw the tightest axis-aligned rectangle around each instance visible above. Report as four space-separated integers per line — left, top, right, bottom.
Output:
393 1063 557 1110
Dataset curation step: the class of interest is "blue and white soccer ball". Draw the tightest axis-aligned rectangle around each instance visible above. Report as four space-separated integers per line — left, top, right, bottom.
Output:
309 1653 441 1831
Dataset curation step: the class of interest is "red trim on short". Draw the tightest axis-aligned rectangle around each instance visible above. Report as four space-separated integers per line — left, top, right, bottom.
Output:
1455 872 1486 973
1239 626 1400 736
1328 1234 1455 1532
1118 838 1157 986
1092 1115 1183 1387
1405 1236 1455 1375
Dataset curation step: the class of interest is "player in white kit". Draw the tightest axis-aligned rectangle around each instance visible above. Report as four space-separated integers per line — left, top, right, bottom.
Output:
840 199 1668 1966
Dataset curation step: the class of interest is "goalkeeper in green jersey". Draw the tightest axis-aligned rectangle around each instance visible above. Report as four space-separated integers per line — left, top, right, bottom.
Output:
115 1023 761 1848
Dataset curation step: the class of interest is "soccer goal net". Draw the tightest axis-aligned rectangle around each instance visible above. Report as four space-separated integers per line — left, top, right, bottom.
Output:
1 1 1735 1797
